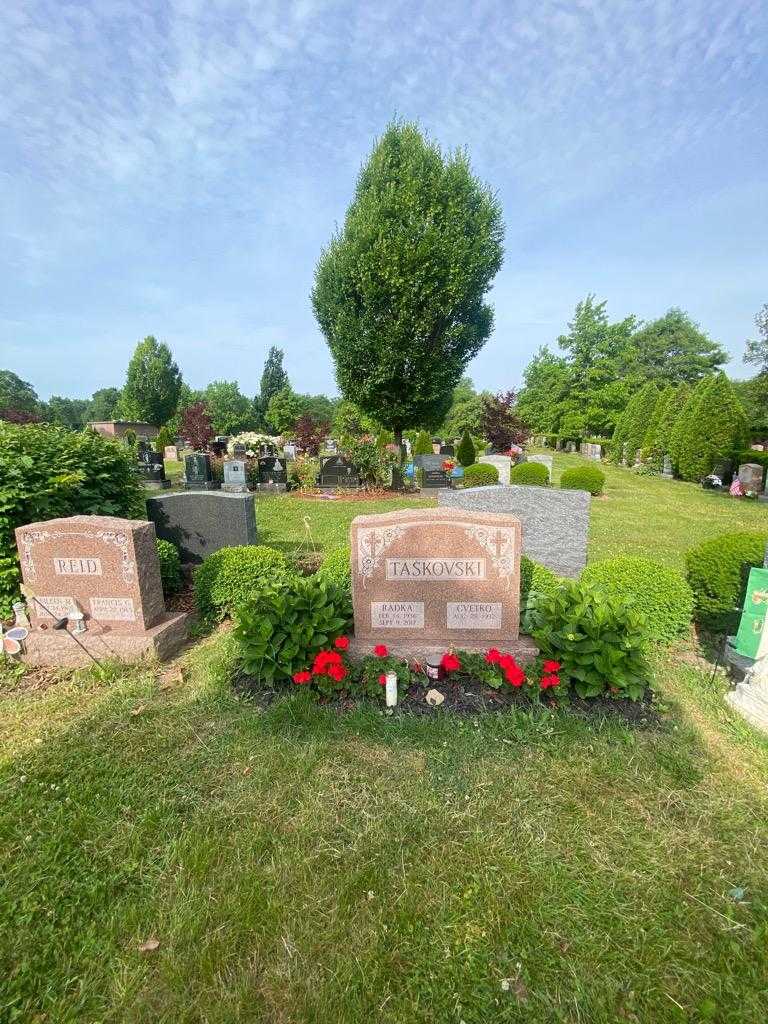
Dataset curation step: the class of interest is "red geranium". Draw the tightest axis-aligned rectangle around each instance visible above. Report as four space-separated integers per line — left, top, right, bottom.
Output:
441 652 461 672
540 674 560 690
378 673 387 686
542 659 561 673
504 664 526 687
292 671 312 684
374 644 388 657
327 663 347 682
498 653 515 671
485 648 501 664
312 649 343 674
334 636 350 651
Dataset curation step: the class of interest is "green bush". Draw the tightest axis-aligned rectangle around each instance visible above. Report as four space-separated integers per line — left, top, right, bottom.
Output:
194 545 296 619
234 576 352 684
463 463 499 487
560 465 605 496
523 580 650 700
456 430 476 467
316 545 351 592
156 539 182 596
520 556 560 607
685 532 768 632
509 462 548 486
581 556 693 646
412 430 433 457
0 422 145 616
676 373 748 483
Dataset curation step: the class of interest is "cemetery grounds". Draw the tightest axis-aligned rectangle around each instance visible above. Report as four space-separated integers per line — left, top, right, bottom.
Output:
2 455 768 1023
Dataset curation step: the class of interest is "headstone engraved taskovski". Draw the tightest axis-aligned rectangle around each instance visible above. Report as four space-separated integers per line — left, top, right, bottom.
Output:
349 507 537 662
14 515 188 666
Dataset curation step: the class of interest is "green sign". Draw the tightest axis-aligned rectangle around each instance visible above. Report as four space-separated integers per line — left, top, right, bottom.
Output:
734 567 768 659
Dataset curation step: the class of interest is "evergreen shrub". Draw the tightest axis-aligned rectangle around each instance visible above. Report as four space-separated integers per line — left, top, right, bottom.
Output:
509 462 548 486
560 465 605 495
194 545 297 619
685 532 768 632
463 463 499 487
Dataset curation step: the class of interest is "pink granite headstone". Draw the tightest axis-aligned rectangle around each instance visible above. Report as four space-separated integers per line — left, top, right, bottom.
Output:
349 507 536 660
14 515 187 665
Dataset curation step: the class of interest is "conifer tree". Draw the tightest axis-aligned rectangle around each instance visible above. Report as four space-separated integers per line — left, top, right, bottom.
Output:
677 373 748 482
456 429 476 467
669 381 704 475
643 383 689 469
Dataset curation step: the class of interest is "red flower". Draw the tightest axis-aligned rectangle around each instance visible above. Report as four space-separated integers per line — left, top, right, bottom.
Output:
334 636 350 651
441 652 461 672
292 671 312 684
312 649 343 674
327 663 347 682
498 653 515 671
540 674 560 690
485 648 501 664
504 665 526 687
374 644 388 657
378 673 387 686
542 659 561 673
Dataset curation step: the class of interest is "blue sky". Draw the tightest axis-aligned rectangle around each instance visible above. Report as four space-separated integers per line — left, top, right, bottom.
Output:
1 0 766 401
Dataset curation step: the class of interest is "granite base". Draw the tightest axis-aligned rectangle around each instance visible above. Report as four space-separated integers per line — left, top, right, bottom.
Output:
348 633 538 664
143 480 172 490
20 612 189 668
184 481 220 490
222 483 249 493
254 483 287 493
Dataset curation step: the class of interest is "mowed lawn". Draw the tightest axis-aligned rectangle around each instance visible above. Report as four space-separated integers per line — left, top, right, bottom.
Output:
2 458 768 1023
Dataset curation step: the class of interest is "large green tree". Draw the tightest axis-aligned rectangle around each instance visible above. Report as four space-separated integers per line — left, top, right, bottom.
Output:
676 373 748 482
203 380 254 435
259 347 290 418
42 396 90 431
87 387 122 421
625 308 728 384
0 370 40 417
515 348 570 434
744 303 768 371
610 381 659 463
265 386 302 435
439 377 488 438
118 336 182 427
312 121 504 447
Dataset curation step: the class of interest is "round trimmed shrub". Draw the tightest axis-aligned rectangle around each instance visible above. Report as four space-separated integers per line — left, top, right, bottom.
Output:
510 462 548 486
520 556 560 606
156 539 182 596
560 465 606 496
685 532 768 632
581 556 693 646
463 463 499 487
316 544 351 592
194 545 296 619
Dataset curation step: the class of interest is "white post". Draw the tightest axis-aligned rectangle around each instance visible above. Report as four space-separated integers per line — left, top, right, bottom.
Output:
385 671 398 707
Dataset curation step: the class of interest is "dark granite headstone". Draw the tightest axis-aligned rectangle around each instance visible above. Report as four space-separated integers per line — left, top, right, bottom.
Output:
233 443 247 458
137 447 169 488
208 440 227 458
184 453 218 490
419 454 450 489
255 455 288 491
146 492 257 564
319 455 361 488
439 444 455 456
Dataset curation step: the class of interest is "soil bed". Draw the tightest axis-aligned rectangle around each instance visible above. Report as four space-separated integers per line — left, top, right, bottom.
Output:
233 671 663 728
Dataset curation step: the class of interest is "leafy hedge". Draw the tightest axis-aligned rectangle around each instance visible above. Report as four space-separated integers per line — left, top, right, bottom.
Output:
685 532 768 632
156 539 182 596
0 423 145 616
560 465 605 496
316 545 351 592
581 556 693 646
463 463 499 487
520 556 560 606
509 462 548 486
194 545 297 619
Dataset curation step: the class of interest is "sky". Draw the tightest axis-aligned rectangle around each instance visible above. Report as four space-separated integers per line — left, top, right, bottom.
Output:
1 0 766 402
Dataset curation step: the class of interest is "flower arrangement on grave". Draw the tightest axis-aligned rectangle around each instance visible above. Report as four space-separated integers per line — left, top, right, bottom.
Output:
441 458 456 473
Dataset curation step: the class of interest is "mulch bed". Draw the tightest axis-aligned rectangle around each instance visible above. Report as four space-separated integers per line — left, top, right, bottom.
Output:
233 671 663 728
285 489 419 502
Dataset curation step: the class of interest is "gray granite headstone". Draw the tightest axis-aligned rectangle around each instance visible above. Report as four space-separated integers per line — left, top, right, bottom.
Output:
479 453 512 481
146 491 257 564
223 459 248 493
439 484 589 577
662 454 673 479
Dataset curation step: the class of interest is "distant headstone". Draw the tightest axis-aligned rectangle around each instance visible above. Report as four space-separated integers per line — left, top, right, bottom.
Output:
319 455 361 489
184 453 218 491
349 507 536 662
582 443 602 461
439 444 455 456
439 484 589 578
233 442 247 458
222 459 248 493
283 442 297 461
431 440 442 454
566 442 577 453
419 454 450 489
208 440 227 458
146 492 257 564
255 455 288 492
738 463 764 493
527 454 553 479
662 454 674 479
164 445 180 461
14 515 187 666
137 447 169 489
479 453 512 481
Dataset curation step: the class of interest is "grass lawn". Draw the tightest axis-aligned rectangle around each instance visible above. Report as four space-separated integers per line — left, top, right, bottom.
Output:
2 456 768 1022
